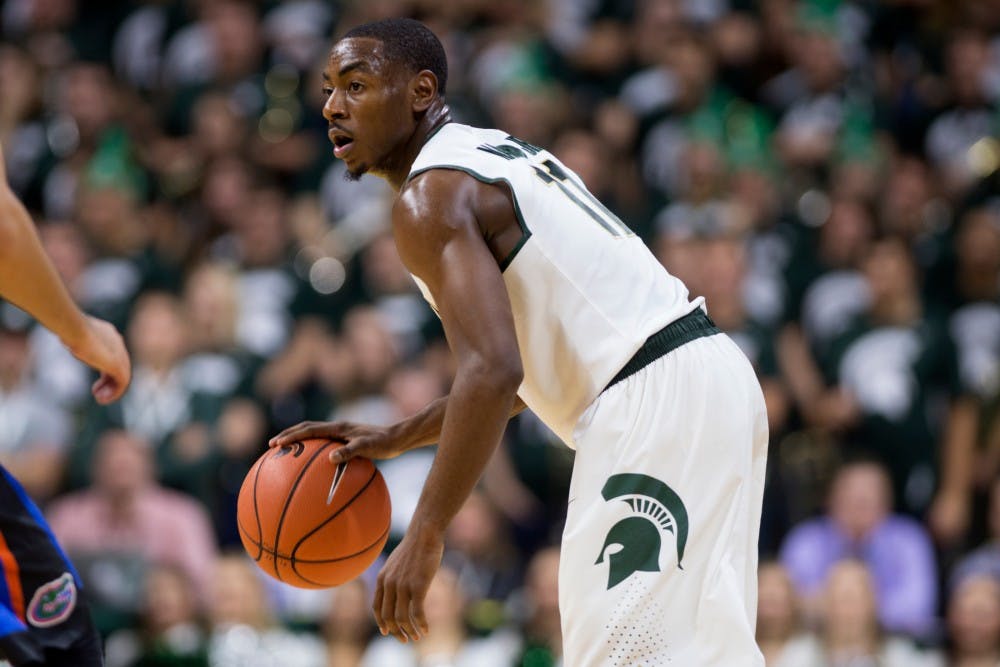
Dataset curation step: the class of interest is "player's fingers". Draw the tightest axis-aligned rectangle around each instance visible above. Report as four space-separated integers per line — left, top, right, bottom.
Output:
91 374 126 404
410 595 428 639
329 438 369 463
269 421 350 447
268 422 322 447
268 423 307 447
379 582 399 639
395 585 416 642
372 577 385 635
329 443 354 463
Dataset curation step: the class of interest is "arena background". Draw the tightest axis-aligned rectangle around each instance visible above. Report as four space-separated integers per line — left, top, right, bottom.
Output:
0 0 999 665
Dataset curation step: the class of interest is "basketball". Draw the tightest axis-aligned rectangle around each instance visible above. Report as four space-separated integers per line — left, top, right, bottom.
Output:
237 438 391 589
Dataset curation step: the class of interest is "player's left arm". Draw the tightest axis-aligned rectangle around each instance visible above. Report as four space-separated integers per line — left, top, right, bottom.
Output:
373 169 523 643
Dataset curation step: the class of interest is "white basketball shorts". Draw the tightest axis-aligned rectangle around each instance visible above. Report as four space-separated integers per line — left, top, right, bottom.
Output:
561 332 768 666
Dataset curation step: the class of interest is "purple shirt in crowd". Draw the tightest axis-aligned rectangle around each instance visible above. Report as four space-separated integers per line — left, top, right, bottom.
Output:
779 515 938 637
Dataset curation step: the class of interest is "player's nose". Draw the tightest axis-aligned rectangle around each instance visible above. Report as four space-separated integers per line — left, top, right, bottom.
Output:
323 89 347 121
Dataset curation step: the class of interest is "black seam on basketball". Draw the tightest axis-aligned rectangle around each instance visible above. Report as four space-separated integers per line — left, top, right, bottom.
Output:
238 520 389 564
238 521 267 560
272 440 336 581
249 455 266 561
291 468 378 560
289 525 391 587
237 516 258 556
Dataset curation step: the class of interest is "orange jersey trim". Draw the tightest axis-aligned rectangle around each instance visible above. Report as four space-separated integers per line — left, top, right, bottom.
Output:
0 529 25 622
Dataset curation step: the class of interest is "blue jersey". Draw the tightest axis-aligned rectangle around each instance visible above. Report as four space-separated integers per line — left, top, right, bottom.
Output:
0 466 101 666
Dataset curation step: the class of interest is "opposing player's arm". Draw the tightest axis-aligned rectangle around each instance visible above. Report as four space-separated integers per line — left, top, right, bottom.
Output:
372 169 523 642
0 142 130 403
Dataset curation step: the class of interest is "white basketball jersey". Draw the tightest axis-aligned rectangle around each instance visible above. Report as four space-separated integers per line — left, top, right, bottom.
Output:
407 123 702 444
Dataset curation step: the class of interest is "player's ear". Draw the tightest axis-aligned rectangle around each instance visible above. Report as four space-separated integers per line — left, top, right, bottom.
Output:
411 70 438 112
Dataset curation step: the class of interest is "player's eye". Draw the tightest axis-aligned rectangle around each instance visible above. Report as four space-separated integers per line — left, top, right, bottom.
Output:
322 87 333 97
349 81 364 93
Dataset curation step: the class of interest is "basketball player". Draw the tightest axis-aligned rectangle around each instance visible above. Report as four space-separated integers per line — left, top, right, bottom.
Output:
0 142 131 666
271 18 767 666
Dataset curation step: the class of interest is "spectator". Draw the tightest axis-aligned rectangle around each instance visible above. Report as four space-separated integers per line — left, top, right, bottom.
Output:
509 546 563 667
755 561 808 667
814 238 971 521
206 553 326 667
213 186 301 360
4 2 1000 662
181 262 259 404
104 564 210 667
445 490 523 634
878 156 949 282
780 459 938 637
0 319 72 501
320 578 375 667
925 29 998 198
698 231 790 436
46 429 219 633
765 4 871 175
943 573 1000 667
952 479 1000 588
71 291 226 488
778 560 940 666
0 44 45 202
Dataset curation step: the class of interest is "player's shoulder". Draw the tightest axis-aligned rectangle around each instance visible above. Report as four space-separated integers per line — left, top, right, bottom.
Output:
420 122 509 153
393 167 481 241
409 122 519 176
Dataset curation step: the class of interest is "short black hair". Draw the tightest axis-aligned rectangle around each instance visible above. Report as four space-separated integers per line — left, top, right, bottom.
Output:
342 18 448 95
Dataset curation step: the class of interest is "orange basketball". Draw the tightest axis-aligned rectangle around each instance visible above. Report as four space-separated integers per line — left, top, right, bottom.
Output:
237 438 391 588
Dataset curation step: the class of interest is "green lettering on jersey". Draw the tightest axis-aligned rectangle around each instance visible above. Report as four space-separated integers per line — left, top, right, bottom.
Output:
475 135 633 238
476 143 527 160
504 135 542 155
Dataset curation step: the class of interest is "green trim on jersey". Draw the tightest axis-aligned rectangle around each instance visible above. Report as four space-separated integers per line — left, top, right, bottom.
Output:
406 164 532 272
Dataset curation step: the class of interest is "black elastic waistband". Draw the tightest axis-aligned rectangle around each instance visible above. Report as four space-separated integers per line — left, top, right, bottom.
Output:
604 308 721 392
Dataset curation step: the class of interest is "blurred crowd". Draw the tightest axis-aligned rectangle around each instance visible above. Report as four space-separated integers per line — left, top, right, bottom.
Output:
1 0 999 665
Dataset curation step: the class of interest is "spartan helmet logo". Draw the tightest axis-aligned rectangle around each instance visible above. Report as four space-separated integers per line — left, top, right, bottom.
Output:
595 473 689 589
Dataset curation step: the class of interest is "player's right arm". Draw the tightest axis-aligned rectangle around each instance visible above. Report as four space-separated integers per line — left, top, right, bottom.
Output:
0 142 131 403
268 395 528 462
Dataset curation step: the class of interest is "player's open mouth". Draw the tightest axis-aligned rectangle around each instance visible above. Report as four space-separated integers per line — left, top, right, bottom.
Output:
330 132 355 158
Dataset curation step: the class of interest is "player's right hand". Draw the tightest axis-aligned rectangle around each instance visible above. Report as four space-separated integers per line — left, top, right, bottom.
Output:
268 421 409 463
66 316 132 404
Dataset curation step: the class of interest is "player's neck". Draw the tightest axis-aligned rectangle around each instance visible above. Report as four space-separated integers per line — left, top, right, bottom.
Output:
381 100 452 191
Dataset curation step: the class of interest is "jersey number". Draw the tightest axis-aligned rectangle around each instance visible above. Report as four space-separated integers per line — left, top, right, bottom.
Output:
532 159 632 237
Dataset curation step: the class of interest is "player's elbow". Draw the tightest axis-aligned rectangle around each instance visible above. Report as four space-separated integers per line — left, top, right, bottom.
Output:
493 355 523 392
463 353 523 395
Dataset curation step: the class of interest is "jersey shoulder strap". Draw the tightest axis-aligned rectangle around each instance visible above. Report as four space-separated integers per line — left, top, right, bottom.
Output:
408 123 540 183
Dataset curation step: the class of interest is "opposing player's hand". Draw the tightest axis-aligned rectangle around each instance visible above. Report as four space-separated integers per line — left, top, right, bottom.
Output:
268 421 409 463
66 316 131 404
373 526 443 642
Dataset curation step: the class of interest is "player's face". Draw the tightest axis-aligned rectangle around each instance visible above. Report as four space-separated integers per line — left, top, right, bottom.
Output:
321 38 415 180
